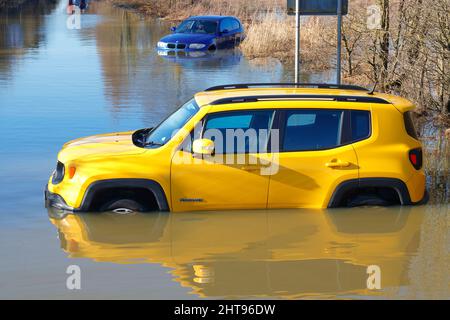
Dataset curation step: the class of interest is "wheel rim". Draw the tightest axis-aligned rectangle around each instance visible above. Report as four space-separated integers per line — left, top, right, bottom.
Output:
112 208 135 214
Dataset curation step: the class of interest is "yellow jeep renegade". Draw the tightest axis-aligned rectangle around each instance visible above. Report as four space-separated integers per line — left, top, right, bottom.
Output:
45 83 427 213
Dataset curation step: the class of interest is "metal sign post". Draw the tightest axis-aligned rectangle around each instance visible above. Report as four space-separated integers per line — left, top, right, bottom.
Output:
336 0 342 84
288 0 348 85
295 0 300 83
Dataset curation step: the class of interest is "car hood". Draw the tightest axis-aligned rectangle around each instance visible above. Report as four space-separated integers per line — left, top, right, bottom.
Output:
58 131 145 163
160 33 215 44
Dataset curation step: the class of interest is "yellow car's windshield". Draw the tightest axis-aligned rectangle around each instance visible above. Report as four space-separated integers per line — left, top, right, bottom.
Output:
145 99 199 148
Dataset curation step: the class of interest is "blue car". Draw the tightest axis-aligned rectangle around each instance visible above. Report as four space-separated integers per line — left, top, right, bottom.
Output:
157 16 245 52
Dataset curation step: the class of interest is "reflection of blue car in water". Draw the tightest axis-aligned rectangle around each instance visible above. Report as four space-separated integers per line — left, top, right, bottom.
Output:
157 16 245 52
157 49 242 68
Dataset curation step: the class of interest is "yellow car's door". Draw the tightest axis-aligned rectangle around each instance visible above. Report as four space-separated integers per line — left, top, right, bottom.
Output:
171 109 276 212
268 108 361 208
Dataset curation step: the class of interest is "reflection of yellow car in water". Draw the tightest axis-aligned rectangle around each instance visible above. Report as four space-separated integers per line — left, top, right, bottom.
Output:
50 207 425 298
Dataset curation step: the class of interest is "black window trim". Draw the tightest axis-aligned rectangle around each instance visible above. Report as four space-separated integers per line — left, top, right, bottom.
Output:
347 109 372 145
179 108 372 155
403 111 419 140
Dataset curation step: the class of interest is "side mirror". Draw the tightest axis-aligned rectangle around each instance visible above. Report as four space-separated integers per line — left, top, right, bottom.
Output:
193 139 215 156
170 26 176 32
221 29 229 35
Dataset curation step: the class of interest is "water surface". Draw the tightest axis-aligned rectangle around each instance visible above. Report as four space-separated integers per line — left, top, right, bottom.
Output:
0 0 448 299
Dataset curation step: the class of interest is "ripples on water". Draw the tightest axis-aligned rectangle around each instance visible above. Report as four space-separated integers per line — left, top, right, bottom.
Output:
45 206 449 299
0 0 448 299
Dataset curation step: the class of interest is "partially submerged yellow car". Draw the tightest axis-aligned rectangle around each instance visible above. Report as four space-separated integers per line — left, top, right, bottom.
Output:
45 83 427 213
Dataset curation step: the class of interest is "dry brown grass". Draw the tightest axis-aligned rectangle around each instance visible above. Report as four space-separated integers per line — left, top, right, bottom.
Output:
240 13 294 63
165 0 283 22
240 14 338 69
110 0 284 20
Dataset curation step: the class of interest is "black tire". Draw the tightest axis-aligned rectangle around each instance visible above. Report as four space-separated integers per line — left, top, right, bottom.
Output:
208 44 216 51
100 199 147 213
346 193 394 207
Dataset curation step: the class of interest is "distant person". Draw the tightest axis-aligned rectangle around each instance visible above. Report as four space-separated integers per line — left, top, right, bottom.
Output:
80 0 87 11
67 0 74 15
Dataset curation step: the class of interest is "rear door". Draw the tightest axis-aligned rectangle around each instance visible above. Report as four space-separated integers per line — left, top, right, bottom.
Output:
268 108 359 208
218 19 234 48
230 18 242 45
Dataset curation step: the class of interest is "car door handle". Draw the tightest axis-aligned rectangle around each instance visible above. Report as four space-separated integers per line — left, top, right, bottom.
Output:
325 160 351 168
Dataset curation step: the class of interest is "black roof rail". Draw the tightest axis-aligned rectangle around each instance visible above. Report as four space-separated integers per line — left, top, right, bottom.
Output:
209 95 390 105
205 83 369 92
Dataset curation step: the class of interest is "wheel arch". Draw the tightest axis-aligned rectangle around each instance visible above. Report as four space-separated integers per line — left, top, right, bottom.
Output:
79 179 170 212
327 178 413 208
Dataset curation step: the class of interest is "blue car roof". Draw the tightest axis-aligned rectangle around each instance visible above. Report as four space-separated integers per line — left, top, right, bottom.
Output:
187 15 237 21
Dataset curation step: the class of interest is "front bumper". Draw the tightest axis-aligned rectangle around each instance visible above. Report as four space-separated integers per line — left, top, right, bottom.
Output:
157 45 210 52
44 184 75 212
157 49 211 59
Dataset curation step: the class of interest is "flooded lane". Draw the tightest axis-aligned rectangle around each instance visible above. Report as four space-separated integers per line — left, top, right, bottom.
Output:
48 206 448 299
0 0 448 299
0 0 293 223
1 205 448 299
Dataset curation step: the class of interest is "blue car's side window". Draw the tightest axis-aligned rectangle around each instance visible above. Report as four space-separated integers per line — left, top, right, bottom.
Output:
219 20 226 33
177 20 218 35
220 19 233 33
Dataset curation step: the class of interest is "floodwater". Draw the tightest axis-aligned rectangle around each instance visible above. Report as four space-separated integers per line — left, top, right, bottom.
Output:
0 0 448 299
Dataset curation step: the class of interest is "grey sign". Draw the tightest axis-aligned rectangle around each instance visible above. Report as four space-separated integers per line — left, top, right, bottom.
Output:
287 0 349 16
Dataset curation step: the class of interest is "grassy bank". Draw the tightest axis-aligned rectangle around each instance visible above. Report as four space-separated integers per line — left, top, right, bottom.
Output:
108 0 323 65
107 0 448 122
109 0 281 21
